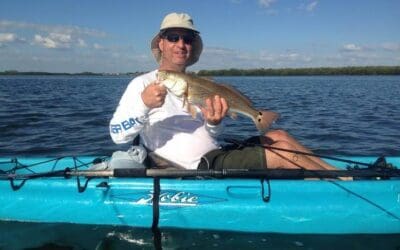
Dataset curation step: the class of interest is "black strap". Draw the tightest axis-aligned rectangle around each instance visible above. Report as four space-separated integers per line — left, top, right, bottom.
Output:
151 177 162 249
152 178 160 229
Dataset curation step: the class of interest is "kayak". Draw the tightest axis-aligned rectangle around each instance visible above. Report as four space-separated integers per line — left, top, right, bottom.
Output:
0 156 399 234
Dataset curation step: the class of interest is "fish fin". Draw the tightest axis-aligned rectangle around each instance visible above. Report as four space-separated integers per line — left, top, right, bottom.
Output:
229 111 238 120
219 84 253 106
254 110 280 134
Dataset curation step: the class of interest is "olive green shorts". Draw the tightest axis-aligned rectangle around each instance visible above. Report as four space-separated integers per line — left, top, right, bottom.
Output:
198 137 266 170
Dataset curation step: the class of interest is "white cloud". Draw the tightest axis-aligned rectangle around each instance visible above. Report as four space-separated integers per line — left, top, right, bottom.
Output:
258 50 275 61
281 52 300 60
0 20 106 50
0 33 16 42
381 42 400 51
279 52 312 63
0 20 106 37
340 42 400 53
0 32 26 44
93 43 103 49
341 44 362 52
196 46 315 69
34 34 58 48
77 38 87 47
306 1 318 12
32 33 93 50
258 0 276 8
33 33 73 49
259 50 312 63
49 33 71 43
203 47 236 56
298 1 318 13
331 44 400 66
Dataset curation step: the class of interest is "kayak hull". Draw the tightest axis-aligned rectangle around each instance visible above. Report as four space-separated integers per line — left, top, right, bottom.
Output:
1 156 399 234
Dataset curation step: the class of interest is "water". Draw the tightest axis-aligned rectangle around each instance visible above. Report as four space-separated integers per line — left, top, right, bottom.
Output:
1 75 400 249
1 75 399 157
1 221 399 250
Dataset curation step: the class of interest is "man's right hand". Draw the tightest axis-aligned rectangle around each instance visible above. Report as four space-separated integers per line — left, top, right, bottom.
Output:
141 81 167 109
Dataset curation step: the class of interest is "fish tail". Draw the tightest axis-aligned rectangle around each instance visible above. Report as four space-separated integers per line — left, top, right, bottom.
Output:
253 110 279 133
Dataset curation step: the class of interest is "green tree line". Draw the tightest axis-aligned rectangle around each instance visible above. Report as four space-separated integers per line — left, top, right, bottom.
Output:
0 70 142 76
0 70 102 76
197 66 400 76
2 66 399 76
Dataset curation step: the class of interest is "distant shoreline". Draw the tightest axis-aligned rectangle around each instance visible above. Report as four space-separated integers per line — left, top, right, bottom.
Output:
197 66 400 76
0 71 141 77
1 66 399 76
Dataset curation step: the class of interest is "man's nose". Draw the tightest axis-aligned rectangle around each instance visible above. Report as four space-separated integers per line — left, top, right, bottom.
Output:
176 38 186 47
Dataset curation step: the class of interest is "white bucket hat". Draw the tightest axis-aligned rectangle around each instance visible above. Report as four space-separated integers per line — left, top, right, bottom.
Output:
151 13 203 67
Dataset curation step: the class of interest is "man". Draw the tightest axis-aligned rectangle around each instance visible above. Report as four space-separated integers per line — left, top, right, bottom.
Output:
110 12 338 171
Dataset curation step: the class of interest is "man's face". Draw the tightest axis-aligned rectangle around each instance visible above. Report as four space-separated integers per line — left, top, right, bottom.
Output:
159 29 194 69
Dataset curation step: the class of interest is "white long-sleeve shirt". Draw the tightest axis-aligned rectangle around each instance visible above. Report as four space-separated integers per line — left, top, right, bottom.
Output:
109 70 222 169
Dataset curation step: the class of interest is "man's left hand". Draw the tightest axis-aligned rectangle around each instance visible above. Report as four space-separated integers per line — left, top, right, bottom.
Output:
201 95 228 125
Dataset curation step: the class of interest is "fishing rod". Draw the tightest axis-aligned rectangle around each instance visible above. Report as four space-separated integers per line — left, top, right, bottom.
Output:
2 167 400 181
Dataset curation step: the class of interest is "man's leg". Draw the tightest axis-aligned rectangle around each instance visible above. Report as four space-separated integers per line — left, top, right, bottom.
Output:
263 130 337 170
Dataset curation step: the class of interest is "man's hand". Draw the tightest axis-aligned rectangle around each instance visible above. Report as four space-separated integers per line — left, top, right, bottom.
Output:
141 81 167 109
201 95 228 125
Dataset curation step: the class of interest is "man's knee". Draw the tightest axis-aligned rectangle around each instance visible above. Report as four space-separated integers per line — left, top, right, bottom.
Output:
265 129 290 142
265 141 299 168
268 140 293 152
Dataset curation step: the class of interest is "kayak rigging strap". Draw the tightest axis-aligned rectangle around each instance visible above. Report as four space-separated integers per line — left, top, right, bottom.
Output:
1 154 399 191
261 179 271 202
0 157 105 191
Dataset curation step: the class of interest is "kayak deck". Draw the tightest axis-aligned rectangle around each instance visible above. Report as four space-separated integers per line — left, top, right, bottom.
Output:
0 156 399 234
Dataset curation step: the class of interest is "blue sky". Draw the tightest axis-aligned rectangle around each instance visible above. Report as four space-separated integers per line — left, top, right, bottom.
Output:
0 0 399 73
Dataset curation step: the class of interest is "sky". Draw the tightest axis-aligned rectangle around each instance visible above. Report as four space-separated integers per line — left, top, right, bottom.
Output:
0 0 399 73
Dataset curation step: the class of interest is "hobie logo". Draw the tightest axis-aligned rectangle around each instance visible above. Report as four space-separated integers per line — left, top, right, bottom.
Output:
136 191 198 207
111 189 227 208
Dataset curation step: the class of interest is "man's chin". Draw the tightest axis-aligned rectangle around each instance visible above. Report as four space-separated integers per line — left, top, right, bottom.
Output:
173 59 189 66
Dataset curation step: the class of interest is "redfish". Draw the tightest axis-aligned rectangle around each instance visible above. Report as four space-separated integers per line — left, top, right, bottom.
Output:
157 70 279 133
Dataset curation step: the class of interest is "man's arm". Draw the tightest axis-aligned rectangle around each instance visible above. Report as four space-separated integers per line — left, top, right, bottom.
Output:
109 78 167 144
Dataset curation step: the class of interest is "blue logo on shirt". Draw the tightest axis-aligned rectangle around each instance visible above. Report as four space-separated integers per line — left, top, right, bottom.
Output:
110 117 143 133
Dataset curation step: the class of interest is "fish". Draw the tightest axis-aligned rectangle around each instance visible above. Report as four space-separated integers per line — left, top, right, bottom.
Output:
157 70 279 133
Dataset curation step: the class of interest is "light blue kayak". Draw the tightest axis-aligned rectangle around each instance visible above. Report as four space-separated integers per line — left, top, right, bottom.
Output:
0 156 399 234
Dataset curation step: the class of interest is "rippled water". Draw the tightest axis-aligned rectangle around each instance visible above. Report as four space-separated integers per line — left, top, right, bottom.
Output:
0 75 399 249
1 75 399 157
1 221 399 250
220 75 400 156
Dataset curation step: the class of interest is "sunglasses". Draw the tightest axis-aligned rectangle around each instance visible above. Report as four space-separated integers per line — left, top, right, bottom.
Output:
162 33 195 45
